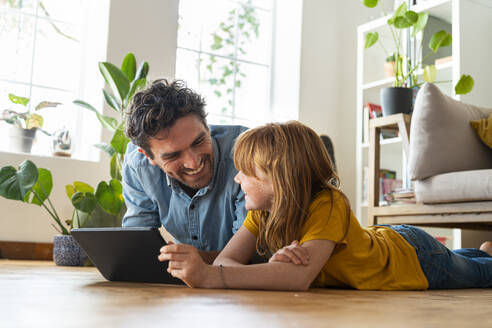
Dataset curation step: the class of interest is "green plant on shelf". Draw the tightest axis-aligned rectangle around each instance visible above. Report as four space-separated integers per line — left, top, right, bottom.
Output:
1 93 61 135
362 0 474 95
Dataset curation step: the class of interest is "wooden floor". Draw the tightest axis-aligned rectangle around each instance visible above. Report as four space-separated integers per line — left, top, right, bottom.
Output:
2 260 492 328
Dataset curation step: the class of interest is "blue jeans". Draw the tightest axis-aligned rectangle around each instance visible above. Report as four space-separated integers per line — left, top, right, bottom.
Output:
389 225 492 289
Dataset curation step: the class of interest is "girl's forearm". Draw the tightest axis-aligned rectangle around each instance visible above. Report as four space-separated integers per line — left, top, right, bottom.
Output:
204 262 312 291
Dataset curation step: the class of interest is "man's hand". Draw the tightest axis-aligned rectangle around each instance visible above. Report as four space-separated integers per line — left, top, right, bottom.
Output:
158 241 213 287
269 240 310 266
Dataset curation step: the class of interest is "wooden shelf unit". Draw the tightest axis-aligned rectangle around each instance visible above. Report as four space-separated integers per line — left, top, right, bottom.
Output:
367 114 492 231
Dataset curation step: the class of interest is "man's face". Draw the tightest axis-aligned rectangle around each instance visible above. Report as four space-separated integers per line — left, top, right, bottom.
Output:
142 115 214 190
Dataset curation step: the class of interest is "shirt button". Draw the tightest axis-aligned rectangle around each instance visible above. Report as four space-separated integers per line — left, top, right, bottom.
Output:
192 235 198 240
190 204 195 210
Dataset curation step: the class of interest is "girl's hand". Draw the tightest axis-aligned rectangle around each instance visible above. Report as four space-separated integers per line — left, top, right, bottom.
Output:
269 240 310 265
158 241 213 288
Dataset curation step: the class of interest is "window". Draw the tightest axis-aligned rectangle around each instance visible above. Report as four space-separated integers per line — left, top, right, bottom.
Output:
176 0 278 127
0 0 109 161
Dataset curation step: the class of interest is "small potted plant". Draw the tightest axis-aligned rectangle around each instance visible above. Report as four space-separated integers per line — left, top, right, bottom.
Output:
0 93 60 153
1 94 61 153
0 160 125 266
384 53 397 77
362 0 474 116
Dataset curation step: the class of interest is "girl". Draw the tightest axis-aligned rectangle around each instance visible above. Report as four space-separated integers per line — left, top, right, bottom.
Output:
158 121 492 290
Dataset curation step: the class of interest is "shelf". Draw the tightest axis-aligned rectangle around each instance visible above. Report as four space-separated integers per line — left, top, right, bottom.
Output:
363 60 452 92
362 137 402 148
362 77 394 90
358 0 452 33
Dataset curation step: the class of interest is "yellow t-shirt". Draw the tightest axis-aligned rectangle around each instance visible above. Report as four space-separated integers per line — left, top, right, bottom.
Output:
243 190 429 290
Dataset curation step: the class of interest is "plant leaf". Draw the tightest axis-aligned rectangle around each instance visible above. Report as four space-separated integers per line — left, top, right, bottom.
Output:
404 11 418 25
429 30 452 53
25 113 43 129
8 93 29 106
393 2 407 17
455 75 474 95
99 62 130 103
110 124 130 154
393 16 412 29
95 179 124 215
65 184 76 200
103 89 121 113
72 192 97 213
73 100 118 131
364 32 379 49
26 168 53 205
35 101 61 111
135 61 149 81
125 78 146 106
94 143 116 157
0 160 38 201
110 153 122 181
73 181 94 194
76 203 124 228
423 65 437 83
362 0 378 8
121 53 137 81
412 12 429 37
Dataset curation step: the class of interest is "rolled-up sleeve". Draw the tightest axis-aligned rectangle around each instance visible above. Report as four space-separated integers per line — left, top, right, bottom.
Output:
121 163 160 227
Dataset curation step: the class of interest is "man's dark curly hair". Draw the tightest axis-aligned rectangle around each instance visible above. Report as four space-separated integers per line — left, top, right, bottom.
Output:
125 79 207 159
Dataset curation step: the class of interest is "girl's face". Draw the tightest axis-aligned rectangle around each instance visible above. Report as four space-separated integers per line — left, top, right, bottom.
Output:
234 167 274 211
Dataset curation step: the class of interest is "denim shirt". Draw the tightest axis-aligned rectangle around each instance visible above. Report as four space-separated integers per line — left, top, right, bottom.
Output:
122 125 248 251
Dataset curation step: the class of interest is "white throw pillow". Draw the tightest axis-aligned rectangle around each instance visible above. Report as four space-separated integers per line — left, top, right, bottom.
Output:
408 83 492 180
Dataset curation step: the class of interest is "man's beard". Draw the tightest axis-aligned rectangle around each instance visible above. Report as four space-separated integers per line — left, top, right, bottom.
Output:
177 154 213 190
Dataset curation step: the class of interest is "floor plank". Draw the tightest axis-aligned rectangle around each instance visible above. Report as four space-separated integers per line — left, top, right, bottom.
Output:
1 260 491 327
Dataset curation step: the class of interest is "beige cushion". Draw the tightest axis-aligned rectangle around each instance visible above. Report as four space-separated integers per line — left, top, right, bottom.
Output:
414 169 492 203
408 83 492 180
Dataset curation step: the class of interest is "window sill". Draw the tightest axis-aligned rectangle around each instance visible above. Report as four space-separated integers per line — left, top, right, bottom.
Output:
0 149 100 164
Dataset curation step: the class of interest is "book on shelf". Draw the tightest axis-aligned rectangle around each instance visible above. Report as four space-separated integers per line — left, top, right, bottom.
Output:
362 166 368 203
362 168 403 204
365 102 399 139
372 169 403 204
385 188 416 205
367 102 382 119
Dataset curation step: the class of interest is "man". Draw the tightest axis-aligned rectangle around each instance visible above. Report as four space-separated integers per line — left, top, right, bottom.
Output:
123 79 248 263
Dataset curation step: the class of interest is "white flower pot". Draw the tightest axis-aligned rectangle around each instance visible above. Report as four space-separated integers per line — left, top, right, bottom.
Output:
8 126 37 153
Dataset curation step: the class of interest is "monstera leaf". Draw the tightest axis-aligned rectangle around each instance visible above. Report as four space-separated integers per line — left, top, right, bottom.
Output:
24 168 53 205
0 160 38 201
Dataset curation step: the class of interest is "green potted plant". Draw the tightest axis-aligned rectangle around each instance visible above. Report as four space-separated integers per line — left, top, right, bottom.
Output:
73 52 148 181
0 160 126 266
67 52 149 229
0 53 149 266
362 0 474 116
1 94 61 153
0 160 82 265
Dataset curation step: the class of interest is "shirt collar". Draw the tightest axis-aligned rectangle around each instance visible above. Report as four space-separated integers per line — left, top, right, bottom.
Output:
166 136 220 195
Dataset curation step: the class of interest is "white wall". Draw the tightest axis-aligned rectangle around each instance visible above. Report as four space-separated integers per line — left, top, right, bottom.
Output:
0 0 179 243
298 0 390 205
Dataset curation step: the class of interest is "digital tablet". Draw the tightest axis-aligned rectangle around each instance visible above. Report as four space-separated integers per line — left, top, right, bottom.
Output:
71 227 184 285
